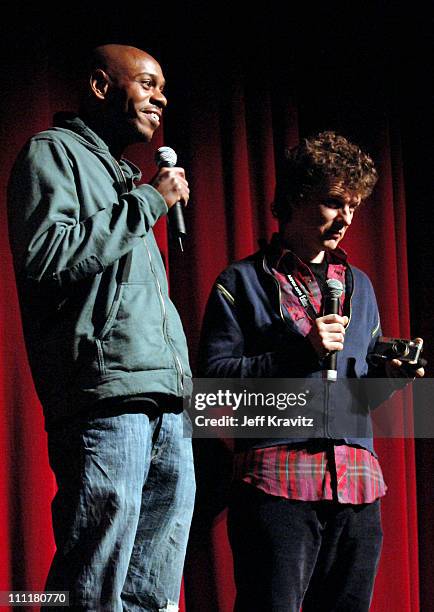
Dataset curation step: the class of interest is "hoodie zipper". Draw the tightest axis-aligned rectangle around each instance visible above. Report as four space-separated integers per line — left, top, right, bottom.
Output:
112 156 184 393
144 239 184 393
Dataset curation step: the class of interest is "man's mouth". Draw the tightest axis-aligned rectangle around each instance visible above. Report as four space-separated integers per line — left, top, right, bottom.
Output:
325 229 343 240
141 110 161 126
325 232 343 240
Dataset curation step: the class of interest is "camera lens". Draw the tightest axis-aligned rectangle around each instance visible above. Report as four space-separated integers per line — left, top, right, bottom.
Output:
392 340 409 357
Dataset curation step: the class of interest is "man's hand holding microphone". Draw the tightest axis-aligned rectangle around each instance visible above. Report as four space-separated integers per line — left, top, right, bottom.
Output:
151 146 188 251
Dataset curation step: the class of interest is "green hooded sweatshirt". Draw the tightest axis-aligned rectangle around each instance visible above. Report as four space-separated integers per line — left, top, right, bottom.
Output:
8 113 191 426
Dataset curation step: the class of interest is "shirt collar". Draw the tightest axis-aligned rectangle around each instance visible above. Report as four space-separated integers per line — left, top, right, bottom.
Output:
266 232 348 273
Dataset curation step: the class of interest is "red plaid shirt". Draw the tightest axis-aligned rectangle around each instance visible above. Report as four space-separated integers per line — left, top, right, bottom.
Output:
233 240 387 504
272 245 346 337
233 444 387 504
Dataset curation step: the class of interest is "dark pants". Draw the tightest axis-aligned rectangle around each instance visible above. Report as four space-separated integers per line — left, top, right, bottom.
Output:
227 482 383 612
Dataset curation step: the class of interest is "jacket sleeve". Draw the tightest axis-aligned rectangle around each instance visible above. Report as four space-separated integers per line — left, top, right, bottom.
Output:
7 138 168 286
198 277 320 378
363 278 410 406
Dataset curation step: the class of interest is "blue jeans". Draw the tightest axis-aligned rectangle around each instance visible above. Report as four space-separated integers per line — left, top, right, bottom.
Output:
228 482 383 612
44 406 195 611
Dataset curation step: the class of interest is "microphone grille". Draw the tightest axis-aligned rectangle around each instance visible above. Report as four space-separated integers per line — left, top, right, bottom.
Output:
155 146 177 167
325 278 344 298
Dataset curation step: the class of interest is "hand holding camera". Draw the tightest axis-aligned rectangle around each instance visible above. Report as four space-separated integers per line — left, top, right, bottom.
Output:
369 336 426 378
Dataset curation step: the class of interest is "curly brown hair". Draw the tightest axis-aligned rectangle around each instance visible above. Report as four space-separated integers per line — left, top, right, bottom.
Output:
272 131 378 223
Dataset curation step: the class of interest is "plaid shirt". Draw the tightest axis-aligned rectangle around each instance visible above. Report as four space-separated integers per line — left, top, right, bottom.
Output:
233 240 387 504
233 444 387 503
271 244 347 337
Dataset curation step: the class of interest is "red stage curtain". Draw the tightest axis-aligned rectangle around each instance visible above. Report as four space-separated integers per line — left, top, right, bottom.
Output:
0 42 425 612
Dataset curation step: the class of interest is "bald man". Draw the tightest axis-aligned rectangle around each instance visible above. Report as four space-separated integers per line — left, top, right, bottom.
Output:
8 44 195 611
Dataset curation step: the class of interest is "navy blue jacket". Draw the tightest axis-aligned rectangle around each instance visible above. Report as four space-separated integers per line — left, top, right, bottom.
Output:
198 248 386 454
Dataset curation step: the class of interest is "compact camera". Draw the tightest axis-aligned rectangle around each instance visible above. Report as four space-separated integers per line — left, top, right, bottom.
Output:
369 336 423 365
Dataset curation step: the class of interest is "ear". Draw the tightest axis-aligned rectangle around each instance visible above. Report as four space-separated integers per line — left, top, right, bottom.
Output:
89 69 111 100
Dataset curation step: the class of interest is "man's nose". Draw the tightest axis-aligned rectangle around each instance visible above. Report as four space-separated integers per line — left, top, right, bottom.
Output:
151 88 167 108
339 205 353 226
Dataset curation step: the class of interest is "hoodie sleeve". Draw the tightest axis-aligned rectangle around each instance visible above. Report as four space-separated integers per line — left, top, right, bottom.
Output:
7 137 168 286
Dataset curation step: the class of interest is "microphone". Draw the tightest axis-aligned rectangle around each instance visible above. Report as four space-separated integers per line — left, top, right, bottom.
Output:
155 146 187 252
323 278 344 382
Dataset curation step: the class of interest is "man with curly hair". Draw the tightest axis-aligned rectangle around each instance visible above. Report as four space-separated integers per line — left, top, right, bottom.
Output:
198 131 424 611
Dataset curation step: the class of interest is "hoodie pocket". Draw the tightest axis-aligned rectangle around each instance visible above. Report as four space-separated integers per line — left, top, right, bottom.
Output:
97 283 125 341
95 281 173 377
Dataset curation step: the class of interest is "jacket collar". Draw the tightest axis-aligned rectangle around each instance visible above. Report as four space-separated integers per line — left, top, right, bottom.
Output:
53 112 109 149
256 233 353 323
264 232 348 271
52 112 142 183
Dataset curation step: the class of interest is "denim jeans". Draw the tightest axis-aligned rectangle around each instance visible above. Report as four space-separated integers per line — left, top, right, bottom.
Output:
44 406 195 611
227 482 383 612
